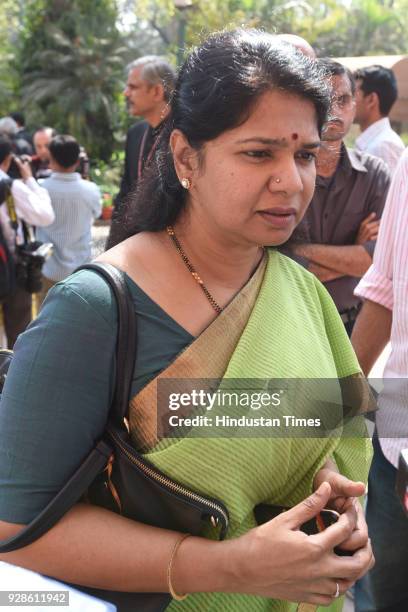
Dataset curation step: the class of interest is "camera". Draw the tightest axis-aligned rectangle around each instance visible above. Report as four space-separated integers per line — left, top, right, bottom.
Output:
7 155 32 180
16 241 54 294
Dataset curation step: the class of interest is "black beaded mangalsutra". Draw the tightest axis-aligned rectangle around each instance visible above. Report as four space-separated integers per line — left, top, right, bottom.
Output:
166 226 223 315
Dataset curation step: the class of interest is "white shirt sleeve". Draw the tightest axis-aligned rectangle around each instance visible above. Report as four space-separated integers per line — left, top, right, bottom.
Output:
354 150 408 309
91 183 102 219
370 141 404 176
11 177 55 227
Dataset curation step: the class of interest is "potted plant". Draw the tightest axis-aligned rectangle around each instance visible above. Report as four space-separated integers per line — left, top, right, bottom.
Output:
101 193 114 220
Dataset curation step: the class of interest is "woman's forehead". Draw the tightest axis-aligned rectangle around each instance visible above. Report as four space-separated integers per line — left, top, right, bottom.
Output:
215 90 320 144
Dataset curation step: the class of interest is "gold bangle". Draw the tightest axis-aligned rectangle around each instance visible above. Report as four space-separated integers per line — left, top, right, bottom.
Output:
167 533 191 601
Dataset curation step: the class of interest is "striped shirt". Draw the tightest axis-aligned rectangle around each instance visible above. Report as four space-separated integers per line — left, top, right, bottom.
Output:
37 172 101 281
355 147 408 466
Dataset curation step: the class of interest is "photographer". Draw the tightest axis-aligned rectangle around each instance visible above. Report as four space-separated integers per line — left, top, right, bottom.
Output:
0 135 54 348
0 116 32 158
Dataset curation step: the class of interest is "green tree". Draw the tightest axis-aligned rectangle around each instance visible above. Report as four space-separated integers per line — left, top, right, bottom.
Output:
0 0 22 116
18 0 126 161
126 0 407 60
309 0 405 56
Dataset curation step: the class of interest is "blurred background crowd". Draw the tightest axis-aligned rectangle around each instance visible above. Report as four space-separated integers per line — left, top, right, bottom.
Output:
1 0 408 198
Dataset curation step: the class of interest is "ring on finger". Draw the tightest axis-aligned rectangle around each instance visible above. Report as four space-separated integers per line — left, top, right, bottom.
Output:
333 582 340 599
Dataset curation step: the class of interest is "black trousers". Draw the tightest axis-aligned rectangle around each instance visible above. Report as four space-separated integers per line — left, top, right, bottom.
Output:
343 318 356 337
2 284 32 348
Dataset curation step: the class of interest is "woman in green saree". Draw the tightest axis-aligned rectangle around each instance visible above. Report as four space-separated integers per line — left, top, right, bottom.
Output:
0 29 373 611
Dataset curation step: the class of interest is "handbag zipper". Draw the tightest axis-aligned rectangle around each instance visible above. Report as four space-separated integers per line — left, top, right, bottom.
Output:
106 427 229 535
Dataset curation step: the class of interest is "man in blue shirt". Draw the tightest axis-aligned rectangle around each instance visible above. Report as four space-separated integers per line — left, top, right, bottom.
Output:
36 135 101 306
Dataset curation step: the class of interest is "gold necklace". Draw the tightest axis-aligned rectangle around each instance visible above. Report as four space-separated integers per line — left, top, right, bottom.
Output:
166 226 223 315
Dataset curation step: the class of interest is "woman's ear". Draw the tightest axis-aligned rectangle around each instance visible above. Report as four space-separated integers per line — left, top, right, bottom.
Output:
170 129 198 184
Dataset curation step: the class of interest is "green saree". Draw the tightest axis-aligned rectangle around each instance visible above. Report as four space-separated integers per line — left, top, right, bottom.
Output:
128 250 372 612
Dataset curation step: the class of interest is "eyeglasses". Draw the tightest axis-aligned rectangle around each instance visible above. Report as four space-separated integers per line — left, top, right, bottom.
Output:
331 94 355 108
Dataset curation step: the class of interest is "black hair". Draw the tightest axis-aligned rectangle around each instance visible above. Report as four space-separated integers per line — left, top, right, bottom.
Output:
354 65 398 116
108 29 331 246
10 112 25 127
49 134 80 168
0 135 13 165
318 58 356 95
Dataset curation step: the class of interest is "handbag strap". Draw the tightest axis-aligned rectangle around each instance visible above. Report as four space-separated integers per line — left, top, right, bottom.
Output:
77 263 137 423
0 262 137 552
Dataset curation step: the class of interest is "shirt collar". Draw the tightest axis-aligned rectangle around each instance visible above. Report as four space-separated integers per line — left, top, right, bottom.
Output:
355 117 391 150
50 172 81 181
315 143 366 187
151 120 165 138
345 146 368 173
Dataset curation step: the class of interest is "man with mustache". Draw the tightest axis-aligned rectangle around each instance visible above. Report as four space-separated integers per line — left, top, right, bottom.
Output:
292 59 391 335
107 56 176 248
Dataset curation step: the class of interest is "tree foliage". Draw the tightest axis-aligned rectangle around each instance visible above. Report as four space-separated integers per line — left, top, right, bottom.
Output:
1 0 407 166
128 0 407 60
17 0 126 161
0 0 21 116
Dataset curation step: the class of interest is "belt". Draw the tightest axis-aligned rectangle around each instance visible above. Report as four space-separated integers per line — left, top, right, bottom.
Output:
339 306 361 324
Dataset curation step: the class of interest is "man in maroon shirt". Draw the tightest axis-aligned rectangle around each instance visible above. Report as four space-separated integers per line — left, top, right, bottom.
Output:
291 59 390 335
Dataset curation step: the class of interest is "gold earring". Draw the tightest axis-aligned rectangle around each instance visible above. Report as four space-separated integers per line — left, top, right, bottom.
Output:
181 178 191 189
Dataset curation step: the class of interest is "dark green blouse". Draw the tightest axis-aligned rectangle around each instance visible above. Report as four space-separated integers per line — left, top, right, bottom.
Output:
0 269 193 523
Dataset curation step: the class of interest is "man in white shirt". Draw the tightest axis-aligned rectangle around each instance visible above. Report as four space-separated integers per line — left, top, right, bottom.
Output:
36 134 101 306
354 65 405 175
0 135 54 347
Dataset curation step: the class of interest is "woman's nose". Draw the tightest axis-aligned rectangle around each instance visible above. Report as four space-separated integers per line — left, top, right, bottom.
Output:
267 160 303 195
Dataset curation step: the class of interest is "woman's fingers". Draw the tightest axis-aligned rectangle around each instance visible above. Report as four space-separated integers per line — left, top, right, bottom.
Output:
337 528 367 552
336 502 368 552
294 578 353 606
330 539 375 581
329 498 369 553
281 482 332 530
302 578 349 597
300 593 335 606
239 481 372 602
324 472 366 499
310 501 357 551
353 541 375 579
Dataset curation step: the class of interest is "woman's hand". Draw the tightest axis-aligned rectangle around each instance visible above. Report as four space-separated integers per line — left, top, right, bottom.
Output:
223 483 374 606
313 465 366 506
314 466 368 553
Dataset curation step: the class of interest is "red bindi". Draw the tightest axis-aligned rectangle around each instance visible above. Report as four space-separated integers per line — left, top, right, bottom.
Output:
292 133 298 140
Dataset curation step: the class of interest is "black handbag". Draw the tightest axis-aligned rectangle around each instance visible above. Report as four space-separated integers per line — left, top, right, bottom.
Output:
0 263 229 612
